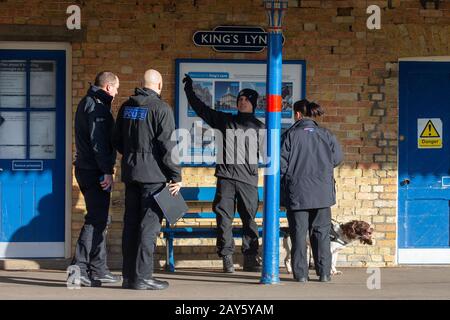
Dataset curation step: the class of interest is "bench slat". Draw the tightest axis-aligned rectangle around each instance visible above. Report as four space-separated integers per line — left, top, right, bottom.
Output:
162 227 287 238
180 187 265 201
173 211 286 220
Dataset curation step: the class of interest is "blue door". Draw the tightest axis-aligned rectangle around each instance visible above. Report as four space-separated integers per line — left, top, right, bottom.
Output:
0 50 66 258
398 60 450 264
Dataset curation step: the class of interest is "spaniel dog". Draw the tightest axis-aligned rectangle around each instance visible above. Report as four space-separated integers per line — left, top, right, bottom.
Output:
282 220 374 275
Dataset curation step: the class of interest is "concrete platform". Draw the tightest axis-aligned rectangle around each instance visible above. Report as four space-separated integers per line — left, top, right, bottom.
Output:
0 266 449 300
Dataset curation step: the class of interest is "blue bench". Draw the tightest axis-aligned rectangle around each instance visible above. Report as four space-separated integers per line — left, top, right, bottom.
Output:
161 186 287 272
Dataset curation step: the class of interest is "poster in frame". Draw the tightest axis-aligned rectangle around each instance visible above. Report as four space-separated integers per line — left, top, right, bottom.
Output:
175 59 306 167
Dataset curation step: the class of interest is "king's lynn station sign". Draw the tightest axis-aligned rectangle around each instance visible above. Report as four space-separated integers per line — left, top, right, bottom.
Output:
193 26 285 53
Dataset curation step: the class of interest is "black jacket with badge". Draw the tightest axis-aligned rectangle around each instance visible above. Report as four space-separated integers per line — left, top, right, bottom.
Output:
184 81 265 187
74 85 116 174
280 118 343 211
113 88 181 184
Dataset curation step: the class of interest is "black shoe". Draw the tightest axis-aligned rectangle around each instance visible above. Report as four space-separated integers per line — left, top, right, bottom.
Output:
92 272 122 284
122 278 134 289
319 275 331 282
222 255 235 273
79 275 102 287
133 278 169 290
295 277 308 283
243 255 262 272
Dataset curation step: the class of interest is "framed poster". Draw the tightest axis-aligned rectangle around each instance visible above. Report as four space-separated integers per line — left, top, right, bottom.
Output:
175 59 306 167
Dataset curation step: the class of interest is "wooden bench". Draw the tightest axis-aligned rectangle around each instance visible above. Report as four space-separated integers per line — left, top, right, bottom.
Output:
161 186 287 272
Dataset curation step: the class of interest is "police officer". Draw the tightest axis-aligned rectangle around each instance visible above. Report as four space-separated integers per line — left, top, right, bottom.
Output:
113 69 182 290
183 75 265 273
280 100 343 283
71 71 121 287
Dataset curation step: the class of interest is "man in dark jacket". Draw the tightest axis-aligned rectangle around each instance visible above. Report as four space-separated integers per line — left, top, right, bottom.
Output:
280 100 343 283
113 69 181 290
183 75 265 273
71 71 120 287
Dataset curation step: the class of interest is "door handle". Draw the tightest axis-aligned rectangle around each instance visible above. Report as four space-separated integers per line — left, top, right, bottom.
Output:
400 179 410 186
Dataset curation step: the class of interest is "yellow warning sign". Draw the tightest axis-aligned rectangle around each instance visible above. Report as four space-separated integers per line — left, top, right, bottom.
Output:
419 138 442 148
418 118 442 149
420 120 440 138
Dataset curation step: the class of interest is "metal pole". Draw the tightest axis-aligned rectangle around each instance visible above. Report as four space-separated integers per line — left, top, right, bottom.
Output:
261 0 287 285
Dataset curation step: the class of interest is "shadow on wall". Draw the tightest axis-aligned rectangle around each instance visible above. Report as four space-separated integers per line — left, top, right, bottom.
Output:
1 192 70 270
8 193 54 243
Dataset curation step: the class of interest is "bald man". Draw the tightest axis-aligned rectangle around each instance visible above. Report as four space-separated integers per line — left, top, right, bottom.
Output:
113 69 182 290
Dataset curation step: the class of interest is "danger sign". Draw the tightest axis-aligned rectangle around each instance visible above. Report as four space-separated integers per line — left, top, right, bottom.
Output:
418 118 442 149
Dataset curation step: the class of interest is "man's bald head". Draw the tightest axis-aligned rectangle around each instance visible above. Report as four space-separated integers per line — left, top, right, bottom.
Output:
143 69 163 94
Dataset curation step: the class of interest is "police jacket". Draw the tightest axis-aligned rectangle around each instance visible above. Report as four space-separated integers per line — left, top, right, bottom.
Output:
113 88 181 184
280 118 343 210
74 85 116 174
185 86 265 187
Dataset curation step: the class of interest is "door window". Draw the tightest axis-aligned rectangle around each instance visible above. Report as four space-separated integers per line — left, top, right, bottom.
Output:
0 111 26 159
0 59 57 160
30 111 56 159
30 60 56 108
0 60 26 108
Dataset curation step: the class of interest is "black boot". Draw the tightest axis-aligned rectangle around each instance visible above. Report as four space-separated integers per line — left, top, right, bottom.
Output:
67 266 102 288
133 278 169 290
67 273 101 287
319 274 331 282
294 276 309 283
222 255 235 273
244 255 261 272
122 278 134 289
81 275 102 287
92 272 122 284
243 255 262 272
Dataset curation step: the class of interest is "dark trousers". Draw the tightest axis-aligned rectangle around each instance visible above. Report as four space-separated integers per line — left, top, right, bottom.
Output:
213 178 259 257
122 182 165 281
72 168 110 277
287 207 332 279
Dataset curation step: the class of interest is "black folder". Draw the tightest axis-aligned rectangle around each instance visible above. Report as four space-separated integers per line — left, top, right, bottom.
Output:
154 186 189 225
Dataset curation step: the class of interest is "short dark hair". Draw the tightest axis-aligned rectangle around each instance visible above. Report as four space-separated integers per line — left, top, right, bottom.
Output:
293 99 324 118
94 71 118 87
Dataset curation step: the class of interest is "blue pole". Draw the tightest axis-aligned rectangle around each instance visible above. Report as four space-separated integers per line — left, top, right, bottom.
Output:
261 30 283 284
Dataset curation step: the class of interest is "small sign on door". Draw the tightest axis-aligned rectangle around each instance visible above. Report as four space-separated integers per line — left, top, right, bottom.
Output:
418 118 442 149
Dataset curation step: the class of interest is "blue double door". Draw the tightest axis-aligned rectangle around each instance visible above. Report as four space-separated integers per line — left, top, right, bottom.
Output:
398 60 450 263
0 49 66 258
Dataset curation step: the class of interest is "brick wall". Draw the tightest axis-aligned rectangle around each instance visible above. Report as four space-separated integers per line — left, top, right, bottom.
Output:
1 0 449 268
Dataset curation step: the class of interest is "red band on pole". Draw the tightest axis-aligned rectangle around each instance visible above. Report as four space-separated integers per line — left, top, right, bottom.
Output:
267 94 282 112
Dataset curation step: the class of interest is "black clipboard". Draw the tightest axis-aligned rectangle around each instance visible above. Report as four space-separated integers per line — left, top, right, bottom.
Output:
154 186 188 225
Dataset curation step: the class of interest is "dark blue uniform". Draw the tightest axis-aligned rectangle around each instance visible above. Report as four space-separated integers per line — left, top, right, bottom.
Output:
184 82 264 261
113 88 181 284
72 85 116 280
280 118 343 280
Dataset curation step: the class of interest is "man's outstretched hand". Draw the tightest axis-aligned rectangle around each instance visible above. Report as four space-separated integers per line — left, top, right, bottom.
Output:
182 74 193 92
